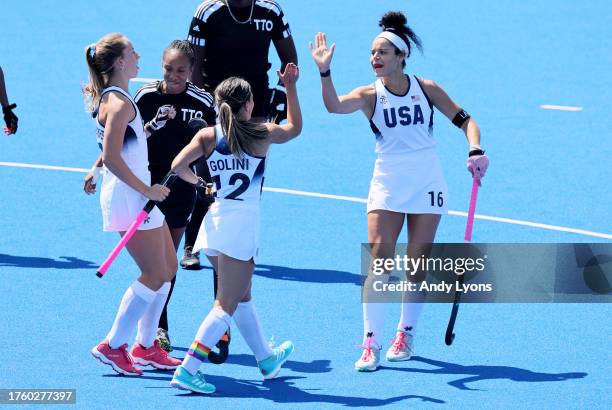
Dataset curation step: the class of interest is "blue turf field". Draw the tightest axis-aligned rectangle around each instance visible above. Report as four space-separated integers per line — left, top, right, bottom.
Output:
1 1 611 408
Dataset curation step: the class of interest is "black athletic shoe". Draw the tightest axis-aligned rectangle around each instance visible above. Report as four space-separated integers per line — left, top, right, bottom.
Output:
180 246 201 270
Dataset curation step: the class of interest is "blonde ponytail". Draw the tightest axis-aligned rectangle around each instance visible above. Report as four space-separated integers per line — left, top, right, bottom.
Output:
82 33 127 112
215 78 268 157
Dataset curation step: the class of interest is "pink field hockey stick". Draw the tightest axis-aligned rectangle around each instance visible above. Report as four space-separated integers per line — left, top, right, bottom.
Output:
96 172 177 278
445 177 480 345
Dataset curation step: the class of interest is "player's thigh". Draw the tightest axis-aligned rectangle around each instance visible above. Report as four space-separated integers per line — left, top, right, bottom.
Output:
124 224 174 280
406 213 441 243
368 210 405 258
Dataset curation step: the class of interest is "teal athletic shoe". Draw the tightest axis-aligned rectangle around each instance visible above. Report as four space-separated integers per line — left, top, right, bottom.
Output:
257 340 294 379
170 366 216 394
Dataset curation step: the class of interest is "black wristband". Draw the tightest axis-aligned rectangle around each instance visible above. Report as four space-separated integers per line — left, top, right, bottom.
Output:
320 69 331 77
469 148 485 157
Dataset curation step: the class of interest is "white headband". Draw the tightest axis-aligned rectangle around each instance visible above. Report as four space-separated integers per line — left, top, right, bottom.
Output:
376 31 409 55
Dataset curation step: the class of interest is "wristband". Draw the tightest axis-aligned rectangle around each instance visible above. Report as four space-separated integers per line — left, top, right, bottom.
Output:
320 69 331 77
468 148 485 157
91 165 103 184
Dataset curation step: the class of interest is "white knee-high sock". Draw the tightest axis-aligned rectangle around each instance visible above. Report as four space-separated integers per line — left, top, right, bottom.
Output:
107 281 156 349
362 302 385 348
361 273 390 348
182 307 231 375
397 289 426 334
233 301 273 361
135 282 171 348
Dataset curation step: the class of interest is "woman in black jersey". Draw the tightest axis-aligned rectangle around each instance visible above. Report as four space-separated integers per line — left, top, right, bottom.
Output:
85 40 217 353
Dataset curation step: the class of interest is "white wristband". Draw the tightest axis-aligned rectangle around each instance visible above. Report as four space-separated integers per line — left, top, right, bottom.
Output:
91 165 102 184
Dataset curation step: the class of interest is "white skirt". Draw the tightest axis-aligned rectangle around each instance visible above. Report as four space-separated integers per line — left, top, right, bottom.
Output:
367 148 449 215
193 201 260 263
99 166 165 232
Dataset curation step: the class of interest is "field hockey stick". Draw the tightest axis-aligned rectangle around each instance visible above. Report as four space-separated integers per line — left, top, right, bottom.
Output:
445 177 480 345
96 172 178 278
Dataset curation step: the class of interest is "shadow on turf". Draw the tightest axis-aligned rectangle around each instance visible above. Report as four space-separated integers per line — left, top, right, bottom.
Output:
102 362 445 405
0 253 97 269
380 356 588 391
168 375 445 406
198 264 363 285
170 350 333 374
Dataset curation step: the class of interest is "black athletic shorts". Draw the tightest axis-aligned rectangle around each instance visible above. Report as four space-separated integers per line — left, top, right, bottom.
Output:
150 167 196 229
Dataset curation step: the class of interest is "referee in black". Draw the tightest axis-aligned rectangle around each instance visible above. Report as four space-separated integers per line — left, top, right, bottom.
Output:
182 0 297 268
187 0 297 122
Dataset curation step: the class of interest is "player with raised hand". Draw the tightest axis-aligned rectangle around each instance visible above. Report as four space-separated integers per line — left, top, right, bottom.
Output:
83 33 181 376
168 63 301 394
310 11 489 372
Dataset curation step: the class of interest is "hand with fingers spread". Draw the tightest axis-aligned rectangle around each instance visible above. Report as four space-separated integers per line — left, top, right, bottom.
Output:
309 32 336 72
143 184 171 202
277 63 299 87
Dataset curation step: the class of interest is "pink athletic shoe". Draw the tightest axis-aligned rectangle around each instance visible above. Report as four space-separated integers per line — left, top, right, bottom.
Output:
91 341 143 376
130 340 181 370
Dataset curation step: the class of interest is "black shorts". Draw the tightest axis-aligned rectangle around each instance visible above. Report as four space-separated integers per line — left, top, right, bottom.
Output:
151 168 196 229
249 76 270 119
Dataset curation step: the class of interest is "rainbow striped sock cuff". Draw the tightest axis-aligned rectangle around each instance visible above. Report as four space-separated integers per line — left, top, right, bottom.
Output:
187 341 211 362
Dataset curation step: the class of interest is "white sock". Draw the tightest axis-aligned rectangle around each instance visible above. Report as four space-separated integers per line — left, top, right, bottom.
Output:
362 302 385 348
397 289 426 335
182 307 231 375
233 301 273 361
361 273 390 348
135 282 171 348
107 281 156 349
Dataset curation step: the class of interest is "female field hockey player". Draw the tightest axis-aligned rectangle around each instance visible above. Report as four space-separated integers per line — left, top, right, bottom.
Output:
85 40 218 353
168 63 301 394
310 11 489 371
83 33 181 376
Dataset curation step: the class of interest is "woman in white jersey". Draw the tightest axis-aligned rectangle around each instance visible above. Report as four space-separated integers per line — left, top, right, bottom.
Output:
310 12 489 372
83 33 181 376
169 64 302 394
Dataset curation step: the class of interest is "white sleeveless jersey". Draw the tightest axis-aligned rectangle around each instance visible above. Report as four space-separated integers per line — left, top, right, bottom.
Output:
370 75 435 155
95 86 149 170
207 124 266 204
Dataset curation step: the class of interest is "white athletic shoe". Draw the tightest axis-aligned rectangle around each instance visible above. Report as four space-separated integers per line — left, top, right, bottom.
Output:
354 336 381 372
386 329 414 362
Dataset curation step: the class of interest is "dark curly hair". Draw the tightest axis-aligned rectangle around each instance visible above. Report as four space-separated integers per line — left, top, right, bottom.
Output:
379 11 423 65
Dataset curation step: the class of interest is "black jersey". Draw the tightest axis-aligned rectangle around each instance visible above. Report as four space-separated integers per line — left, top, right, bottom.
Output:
187 0 291 90
134 81 216 173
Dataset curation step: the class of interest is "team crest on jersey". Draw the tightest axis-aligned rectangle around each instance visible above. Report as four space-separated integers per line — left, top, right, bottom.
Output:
379 95 388 105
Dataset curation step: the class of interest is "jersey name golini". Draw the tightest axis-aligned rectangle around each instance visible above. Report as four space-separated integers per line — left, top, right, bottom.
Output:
207 124 266 203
